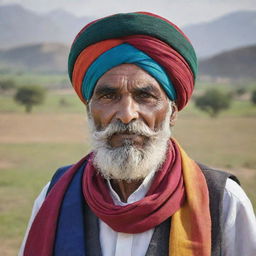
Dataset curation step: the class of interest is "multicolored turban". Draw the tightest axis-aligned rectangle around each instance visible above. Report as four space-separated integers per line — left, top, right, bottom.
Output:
68 12 198 110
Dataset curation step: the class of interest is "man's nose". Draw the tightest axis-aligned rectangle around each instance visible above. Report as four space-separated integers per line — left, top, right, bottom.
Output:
115 97 139 124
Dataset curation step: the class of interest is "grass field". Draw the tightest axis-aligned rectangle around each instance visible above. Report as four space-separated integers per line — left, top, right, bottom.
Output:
0 73 69 89
0 90 256 255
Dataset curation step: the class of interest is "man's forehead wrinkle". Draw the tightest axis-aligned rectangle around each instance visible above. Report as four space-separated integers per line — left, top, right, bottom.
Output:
93 64 168 98
94 83 162 97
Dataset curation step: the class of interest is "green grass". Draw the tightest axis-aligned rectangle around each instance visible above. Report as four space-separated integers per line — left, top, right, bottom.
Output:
174 116 256 169
0 73 69 89
0 143 90 254
195 80 256 92
182 99 256 118
0 91 85 113
224 100 256 116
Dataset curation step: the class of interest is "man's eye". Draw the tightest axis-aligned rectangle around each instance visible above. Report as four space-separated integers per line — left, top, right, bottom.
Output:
100 93 116 100
139 93 150 98
136 93 155 99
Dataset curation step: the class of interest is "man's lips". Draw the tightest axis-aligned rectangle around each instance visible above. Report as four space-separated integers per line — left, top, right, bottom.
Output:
109 133 147 147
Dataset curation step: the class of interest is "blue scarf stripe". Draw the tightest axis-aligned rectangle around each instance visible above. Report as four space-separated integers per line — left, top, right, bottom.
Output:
54 164 87 256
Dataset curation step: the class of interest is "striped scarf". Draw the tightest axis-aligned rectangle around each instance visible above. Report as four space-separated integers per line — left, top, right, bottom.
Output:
24 139 211 256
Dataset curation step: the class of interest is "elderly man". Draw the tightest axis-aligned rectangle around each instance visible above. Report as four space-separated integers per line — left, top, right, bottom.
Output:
20 12 256 256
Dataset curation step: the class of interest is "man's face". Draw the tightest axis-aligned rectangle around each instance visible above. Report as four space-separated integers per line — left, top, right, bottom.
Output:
88 64 173 181
89 64 170 148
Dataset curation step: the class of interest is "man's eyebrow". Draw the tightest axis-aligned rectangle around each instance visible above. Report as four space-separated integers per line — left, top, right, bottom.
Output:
94 85 118 96
133 85 160 95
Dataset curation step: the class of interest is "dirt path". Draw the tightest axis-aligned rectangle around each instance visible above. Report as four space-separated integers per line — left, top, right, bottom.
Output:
0 113 88 143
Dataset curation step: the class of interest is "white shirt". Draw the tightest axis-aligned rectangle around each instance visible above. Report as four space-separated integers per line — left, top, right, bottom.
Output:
19 177 256 256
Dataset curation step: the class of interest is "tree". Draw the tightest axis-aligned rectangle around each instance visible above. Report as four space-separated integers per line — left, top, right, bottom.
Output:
236 87 246 96
14 85 46 113
251 90 256 105
195 89 231 117
0 79 16 92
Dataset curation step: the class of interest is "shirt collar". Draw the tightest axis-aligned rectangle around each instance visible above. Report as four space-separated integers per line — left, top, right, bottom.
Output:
107 170 156 206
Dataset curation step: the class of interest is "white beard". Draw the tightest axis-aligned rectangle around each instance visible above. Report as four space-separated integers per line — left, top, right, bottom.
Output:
88 105 172 181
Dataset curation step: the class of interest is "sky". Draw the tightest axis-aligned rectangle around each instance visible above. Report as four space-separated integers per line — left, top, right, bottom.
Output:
0 0 256 26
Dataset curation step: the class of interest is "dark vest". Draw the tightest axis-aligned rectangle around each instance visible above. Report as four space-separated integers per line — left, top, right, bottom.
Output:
48 163 239 256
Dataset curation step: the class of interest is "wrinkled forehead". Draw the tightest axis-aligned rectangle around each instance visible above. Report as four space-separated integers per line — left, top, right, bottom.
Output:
93 64 168 99
95 64 162 87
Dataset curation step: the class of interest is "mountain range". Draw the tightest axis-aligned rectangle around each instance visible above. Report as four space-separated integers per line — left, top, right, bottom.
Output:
1 41 255 81
1 4 256 81
183 10 256 58
199 44 256 80
0 43 69 73
1 4 256 58
0 5 91 49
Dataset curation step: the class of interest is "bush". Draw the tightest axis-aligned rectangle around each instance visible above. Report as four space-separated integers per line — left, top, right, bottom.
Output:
59 97 71 107
251 90 256 105
14 85 46 113
195 89 232 117
0 79 16 92
236 88 246 96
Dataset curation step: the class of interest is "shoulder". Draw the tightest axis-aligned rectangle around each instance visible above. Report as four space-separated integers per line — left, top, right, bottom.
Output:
46 164 74 194
223 178 255 226
197 163 240 198
33 181 51 213
198 163 240 185
222 178 256 256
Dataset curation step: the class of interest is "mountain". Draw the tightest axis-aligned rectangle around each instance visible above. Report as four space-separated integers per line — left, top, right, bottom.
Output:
199 44 256 80
183 11 256 58
0 43 69 73
1 41 255 80
0 4 91 49
1 4 256 58
1 4 256 78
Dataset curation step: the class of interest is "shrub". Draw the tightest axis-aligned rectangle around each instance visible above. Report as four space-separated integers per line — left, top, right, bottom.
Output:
195 89 232 117
251 90 256 105
14 85 46 113
0 79 16 92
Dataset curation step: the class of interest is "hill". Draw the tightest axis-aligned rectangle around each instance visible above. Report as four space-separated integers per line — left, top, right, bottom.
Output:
1 4 256 58
1 42 256 80
0 43 69 73
0 4 91 49
199 44 256 80
183 11 256 58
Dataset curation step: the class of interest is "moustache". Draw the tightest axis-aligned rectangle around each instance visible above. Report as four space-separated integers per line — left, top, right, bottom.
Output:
92 120 158 142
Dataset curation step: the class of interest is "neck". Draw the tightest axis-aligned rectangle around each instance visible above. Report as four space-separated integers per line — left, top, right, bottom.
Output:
110 179 143 202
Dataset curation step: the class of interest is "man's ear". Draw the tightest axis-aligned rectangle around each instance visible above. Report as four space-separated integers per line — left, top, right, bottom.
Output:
170 102 178 127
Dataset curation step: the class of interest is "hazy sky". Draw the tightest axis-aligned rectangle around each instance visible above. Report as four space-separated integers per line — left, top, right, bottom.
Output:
1 0 256 26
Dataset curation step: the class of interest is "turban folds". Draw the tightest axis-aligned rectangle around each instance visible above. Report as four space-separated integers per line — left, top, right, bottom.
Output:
68 12 198 110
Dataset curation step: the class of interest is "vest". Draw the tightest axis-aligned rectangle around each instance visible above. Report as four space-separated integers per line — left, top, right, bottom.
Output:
47 163 240 256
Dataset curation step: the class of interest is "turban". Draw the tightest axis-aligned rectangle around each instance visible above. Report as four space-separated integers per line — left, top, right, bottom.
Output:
68 12 197 110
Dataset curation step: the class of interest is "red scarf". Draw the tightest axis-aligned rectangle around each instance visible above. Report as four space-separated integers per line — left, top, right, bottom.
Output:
83 140 185 233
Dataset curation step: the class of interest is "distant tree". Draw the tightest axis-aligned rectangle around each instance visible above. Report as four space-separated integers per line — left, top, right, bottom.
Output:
195 89 232 117
0 79 16 92
236 87 246 96
251 90 256 105
59 97 70 107
14 85 46 113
